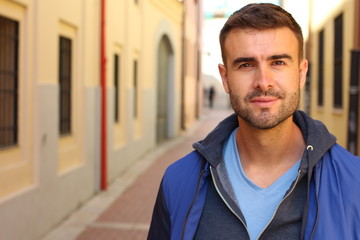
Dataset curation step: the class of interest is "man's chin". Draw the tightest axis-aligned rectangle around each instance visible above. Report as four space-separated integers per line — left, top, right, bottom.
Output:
239 112 285 130
247 119 281 130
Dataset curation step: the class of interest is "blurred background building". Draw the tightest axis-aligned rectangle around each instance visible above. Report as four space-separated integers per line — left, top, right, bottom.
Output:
1 0 360 239
0 0 202 239
306 0 360 154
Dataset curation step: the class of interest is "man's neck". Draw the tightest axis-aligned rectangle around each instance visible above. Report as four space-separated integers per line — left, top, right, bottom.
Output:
235 116 305 188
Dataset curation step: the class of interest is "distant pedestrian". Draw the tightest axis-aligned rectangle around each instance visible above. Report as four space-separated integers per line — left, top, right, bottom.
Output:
208 86 216 109
148 3 360 240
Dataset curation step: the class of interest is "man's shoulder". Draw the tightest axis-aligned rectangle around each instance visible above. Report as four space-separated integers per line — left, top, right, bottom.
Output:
164 151 204 182
162 151 206 194
327 144 360 162
311 143 360 239
321 143 360 180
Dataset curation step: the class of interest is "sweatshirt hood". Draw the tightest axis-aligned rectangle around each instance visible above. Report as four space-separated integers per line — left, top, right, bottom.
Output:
193 113 238 167
193 110 337 171
293 110 337 172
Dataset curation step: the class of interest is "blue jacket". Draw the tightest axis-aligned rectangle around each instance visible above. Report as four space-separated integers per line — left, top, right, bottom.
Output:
148 111 360 239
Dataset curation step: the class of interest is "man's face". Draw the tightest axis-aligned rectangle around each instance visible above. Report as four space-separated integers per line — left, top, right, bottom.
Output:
219 27 308 129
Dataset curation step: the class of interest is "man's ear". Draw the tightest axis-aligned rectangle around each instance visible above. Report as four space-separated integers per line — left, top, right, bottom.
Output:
299 59 308 89
218 64 230 93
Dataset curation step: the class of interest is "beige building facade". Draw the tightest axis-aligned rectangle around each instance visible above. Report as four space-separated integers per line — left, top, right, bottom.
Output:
308 0 360 153
181 0 203 130
0 0 202 239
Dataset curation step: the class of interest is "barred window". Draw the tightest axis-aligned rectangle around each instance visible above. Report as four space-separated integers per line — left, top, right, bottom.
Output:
59 36 72 135
133 60 138 118
318 29 324 107
333 14 343 109
114 54 120 122
0 16 19 148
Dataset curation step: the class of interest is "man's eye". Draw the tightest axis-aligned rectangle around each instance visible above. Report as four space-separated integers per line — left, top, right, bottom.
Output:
273 60 285 65
239 63 252 68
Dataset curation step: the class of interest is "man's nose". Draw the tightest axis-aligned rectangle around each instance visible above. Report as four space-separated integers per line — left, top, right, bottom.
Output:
253 65 274 91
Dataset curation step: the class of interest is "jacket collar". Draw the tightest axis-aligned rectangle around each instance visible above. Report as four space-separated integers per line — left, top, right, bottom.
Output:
193 110 337 169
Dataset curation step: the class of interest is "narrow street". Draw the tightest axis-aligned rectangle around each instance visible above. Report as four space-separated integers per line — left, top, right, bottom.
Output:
43 106 232 240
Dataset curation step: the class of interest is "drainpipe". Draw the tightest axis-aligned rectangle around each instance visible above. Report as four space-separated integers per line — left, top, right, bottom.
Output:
355 0 360 48
100 0 107 190
180 2 186 130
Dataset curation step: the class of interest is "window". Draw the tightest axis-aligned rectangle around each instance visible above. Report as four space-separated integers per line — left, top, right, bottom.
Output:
114 54 120 122
59 36 72 135
133 60 138 118
318 30 324 107
0 16 19 148
333 14 343 109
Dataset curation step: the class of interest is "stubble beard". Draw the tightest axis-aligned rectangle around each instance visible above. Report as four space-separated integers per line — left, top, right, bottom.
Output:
229 88 300 130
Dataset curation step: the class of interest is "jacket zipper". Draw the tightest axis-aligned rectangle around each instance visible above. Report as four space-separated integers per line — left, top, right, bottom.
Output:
181 169 205 240
210 166 251 239
256 169 302 239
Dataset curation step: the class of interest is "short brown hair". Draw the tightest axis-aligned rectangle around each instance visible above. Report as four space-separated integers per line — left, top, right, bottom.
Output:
219 3 304 64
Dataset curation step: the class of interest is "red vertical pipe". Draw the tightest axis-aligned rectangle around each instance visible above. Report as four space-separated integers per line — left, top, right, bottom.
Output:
100 0 107 190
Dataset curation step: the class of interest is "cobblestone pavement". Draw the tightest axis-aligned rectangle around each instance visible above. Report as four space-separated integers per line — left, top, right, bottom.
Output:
42 107 232 240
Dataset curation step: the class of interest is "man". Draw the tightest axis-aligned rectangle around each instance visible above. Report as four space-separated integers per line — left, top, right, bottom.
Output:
148 3 360 240
208 85 216 108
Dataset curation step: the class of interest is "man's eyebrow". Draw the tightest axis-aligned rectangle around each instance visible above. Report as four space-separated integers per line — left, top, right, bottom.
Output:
232 57 256 67
267 54 293 61
231 54 293 67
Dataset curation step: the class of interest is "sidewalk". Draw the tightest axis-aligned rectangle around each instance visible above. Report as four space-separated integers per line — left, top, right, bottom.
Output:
42 107 232 240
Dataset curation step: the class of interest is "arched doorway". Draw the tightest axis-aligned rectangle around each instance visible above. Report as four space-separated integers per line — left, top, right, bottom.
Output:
157 35 174 143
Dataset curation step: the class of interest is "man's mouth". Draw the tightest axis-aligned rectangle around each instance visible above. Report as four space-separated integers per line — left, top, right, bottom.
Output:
250 96 279 108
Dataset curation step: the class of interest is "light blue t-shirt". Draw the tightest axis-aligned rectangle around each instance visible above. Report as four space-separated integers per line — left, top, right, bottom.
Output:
223 128 300 240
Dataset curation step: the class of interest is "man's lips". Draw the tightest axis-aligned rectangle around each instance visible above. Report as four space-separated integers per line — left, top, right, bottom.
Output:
250 97 279 107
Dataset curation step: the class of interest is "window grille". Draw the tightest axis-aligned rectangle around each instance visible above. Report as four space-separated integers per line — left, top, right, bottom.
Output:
347 50 360 154
333 14 343 108
0 16 19 148
318 30 324 106
114 54 120 123
59 36 72 135
133 60 138 118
